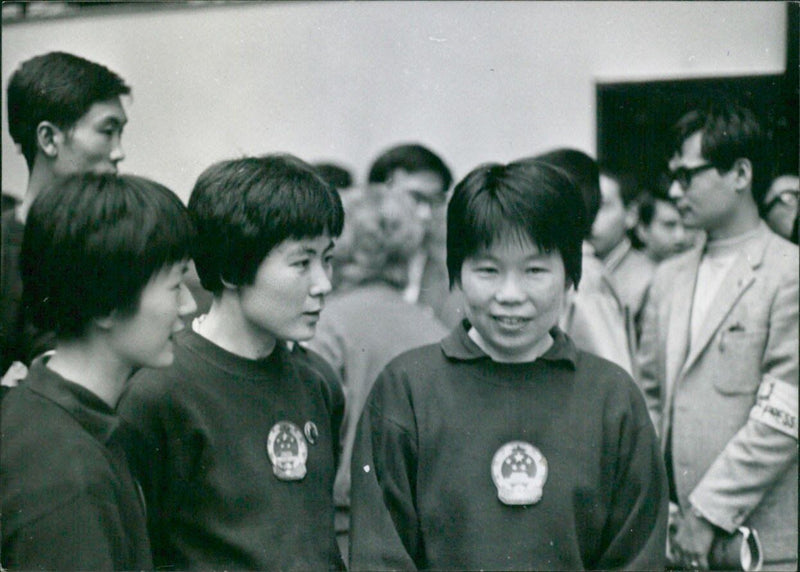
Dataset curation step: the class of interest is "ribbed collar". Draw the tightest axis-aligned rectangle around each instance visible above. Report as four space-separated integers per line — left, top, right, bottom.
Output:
704 223 762 256
180 327 288 380
440 320 577 368
24 356 120 444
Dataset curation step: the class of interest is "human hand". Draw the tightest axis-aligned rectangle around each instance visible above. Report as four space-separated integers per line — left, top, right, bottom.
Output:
672 508 715 569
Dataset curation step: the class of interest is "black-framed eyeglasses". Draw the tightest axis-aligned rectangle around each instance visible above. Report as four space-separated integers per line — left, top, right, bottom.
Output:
762 189 799 214
668 163 716 190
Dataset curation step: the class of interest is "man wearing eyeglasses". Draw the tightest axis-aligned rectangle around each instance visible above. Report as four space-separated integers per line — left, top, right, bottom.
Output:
761 174 799 244
637 100 798 571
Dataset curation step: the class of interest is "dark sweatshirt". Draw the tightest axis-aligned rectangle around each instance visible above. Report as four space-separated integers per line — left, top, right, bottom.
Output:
350 323 668 571
1 357 152 570
118 328 344 570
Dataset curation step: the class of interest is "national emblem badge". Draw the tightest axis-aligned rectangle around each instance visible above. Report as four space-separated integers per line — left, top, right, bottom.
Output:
491 441 547 506
267 421 308 481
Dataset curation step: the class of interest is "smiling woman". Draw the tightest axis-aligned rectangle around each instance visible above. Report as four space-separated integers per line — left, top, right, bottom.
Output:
460 237 566 363
348 158 669 571
445 161 583 363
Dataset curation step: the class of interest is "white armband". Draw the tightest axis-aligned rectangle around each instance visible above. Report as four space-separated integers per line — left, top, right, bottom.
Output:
749 374 798 439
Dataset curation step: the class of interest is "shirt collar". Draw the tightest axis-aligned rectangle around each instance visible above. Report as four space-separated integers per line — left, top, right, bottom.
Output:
24 356 120 444
440 319 577 368
603 236 632 272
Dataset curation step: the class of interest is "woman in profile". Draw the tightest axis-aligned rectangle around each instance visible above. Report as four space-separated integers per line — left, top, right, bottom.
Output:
1 173 196 570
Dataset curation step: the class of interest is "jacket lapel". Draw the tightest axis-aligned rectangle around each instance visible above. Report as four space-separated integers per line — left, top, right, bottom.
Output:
680 226 769 377
665 245 702 404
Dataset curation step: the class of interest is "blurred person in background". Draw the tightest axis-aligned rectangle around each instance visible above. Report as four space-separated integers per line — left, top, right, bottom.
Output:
2 52 130 385
367 143 458 326
531 149 635 376
592 168 654 331
307 185 448 562
634 188 696 265
760 174 798 244
627 188 696 341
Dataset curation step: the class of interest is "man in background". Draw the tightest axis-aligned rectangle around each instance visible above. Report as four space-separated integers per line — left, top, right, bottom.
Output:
534 149 635 376
592 168 654 335
2 52 130 382
367 143 457 326
638 100 798 570
634 188 695 265
760 174 798 244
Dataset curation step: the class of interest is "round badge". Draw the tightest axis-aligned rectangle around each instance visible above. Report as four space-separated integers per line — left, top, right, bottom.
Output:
304 421 319 445
491 441 547 506
267 421 308 481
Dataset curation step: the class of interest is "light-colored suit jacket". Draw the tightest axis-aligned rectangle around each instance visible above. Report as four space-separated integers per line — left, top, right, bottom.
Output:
637 223 798 564
561 242 635 376
605 238 657 327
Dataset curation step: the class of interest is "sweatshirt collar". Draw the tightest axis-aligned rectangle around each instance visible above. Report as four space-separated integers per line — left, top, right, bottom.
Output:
440 320 577 368
25 356 120 444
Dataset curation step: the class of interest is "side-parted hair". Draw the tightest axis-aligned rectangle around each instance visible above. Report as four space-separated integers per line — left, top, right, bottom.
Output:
21 173 194 340
333 186 425 291
447 160 585 290
672 99 768 205
532 148 600 238
367 143 453 192
188 154 345 294
7 51 130 171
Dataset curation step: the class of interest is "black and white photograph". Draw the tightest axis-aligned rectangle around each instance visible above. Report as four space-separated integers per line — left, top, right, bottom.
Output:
1 2 797 570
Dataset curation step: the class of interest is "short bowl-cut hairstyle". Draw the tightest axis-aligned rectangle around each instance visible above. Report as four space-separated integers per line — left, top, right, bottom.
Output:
21 173 194 340
188 154 345 294
333 185 425 291
672 99 768 205
367 143 453 192
7 51 130 171
447 160 585 290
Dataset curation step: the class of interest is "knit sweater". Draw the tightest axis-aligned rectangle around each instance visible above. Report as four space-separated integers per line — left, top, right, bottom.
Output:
118 328 345 570
350 323 667 570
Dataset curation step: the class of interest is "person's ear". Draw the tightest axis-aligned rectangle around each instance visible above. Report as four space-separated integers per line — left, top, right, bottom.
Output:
563 269 577 293
93 313 116 332
36 121 62 158
220 277 238 291
624 204 639 230
634 222 648 245
731 158 753 194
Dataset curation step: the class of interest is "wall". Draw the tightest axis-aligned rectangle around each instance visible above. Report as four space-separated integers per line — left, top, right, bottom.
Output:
2 1 787 201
